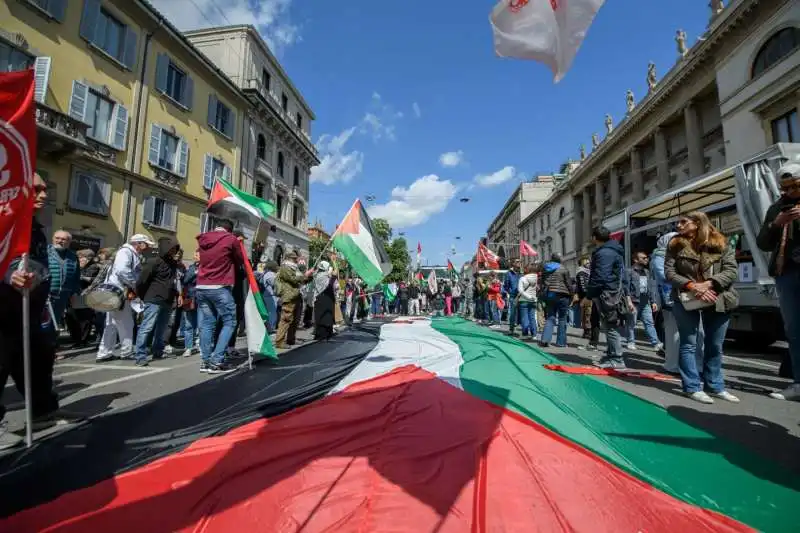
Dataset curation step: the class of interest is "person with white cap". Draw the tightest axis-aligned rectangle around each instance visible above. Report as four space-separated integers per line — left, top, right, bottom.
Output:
96 234 155 362
757 162 800 400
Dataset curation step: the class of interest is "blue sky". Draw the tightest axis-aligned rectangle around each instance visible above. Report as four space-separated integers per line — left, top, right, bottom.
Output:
156 0 712 265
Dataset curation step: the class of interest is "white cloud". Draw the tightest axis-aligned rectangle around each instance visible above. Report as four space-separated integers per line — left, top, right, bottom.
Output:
309 128 364 185
412 102 421 118
149 0 299 54
474 166 517 187
439 150 465 168
367 175 458 228
359 92 403 142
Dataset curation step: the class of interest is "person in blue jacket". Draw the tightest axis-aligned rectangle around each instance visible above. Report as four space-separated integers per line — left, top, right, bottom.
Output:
503 259 522 335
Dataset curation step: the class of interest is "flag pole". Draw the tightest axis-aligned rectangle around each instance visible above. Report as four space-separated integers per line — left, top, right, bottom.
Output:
18 255 33 448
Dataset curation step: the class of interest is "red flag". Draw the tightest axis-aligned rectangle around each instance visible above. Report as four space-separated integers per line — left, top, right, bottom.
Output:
520 240 538 257
477 243 500 269
447 259 455 272
417 242 422 255
0 69 36 278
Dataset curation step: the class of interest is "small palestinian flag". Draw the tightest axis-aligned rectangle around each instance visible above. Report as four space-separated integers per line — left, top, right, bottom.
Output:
207 178 275 221
332 199 392 287
447 260 456 272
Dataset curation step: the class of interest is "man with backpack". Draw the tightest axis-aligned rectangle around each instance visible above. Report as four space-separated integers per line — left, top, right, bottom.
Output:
96 234 154 362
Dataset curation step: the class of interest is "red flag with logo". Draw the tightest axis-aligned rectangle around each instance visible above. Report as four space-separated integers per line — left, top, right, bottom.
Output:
520 240 538 257
477 243 500 269
0 69 36 278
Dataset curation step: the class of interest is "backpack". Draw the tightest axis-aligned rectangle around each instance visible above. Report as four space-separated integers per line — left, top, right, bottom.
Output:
82 259 113 296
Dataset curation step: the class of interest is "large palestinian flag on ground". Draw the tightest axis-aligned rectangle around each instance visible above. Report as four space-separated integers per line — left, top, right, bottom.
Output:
1 318 797 532
332 199 392 287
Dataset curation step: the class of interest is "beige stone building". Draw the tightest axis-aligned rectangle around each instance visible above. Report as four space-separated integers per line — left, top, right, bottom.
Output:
568 0 796 252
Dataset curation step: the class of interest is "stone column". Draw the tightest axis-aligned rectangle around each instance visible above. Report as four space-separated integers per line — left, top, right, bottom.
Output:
654 127 670 191
582 188 592 247
572 194 584 250
684 100 704 180
631 147 644 202
609 166 621 211
594 179 605 221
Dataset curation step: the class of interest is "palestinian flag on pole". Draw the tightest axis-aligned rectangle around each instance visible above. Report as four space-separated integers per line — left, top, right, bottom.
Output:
206 179 277 361
383 283 398 304
331 199 392 287
12 317 797 532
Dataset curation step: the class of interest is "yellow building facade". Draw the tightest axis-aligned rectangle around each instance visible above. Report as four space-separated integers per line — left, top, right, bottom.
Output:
1 0 248 253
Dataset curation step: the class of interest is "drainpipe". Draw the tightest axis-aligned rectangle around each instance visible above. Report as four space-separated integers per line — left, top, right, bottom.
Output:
123 27 156 241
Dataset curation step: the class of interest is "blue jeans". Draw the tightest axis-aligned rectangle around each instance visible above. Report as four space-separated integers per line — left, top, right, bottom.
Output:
627 300 660 345
507 297 519 331
182 308 198 350
135 302 171 363
197 287 237 366
672 300 729 393
776 270 800 383
488 300 500 323
263 294 278 332
541 295 570 346
372 294 383 316
519 301 538 337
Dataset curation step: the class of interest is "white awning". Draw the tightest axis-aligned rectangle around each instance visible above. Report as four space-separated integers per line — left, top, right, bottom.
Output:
629 166 736 220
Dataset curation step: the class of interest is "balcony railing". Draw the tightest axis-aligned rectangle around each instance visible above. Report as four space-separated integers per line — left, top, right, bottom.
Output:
35 102 88 158
243 78 316 155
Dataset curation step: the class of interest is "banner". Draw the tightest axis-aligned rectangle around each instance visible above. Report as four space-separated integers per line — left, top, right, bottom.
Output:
0 69 36 278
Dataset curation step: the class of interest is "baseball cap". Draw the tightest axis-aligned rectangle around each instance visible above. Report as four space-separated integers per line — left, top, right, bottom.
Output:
777 162 800 180
130 234 156 247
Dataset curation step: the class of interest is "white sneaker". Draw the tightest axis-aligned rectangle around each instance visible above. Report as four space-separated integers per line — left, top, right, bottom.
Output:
182 348 194 358
626 342 637 351
769 383 800 401
688 391 714 404
654 342 664 352
164 345 174 355
712 391 740 403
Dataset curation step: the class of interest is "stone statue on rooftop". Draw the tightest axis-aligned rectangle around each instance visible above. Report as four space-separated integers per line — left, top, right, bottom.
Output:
647 62 657 92
592 133 599 149
676 29 688 57
579 144 586 161
626 90 635 114
605 114 613 134
710 0 725 17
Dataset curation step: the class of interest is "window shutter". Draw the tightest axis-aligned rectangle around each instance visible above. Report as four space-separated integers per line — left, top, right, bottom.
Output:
49 0 67 22
154 53 169 93
148 124 162 166
79 0 100 42
182 75 194 110
177 138 189 178
33 57 51 104
164 202 177 231
123 28 138 70
226 108 236 138
222 163 232 182
101 178 111 215
200 212 209 233
207 94 217 127
143 196 155 224
203 154 213 189
69 80 89 123
111 104 129 150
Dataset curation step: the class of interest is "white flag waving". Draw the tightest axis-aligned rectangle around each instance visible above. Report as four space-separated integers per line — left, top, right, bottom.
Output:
490 0 606 82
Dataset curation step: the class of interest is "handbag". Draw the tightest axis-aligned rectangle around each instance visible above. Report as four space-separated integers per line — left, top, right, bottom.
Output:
678 291 714 311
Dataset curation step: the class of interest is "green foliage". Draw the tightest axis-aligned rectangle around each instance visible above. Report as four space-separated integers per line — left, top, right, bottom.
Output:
309 235 330 266
373 218 393 241
385 237 410 283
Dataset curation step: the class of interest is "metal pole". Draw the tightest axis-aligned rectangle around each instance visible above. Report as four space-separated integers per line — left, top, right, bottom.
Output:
18 255 33 448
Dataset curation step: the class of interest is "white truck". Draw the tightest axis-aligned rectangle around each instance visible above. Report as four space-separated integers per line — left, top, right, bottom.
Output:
601 143 800 349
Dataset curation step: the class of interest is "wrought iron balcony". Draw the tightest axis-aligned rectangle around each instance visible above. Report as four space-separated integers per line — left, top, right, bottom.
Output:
35 102 88 158
242 78 317 156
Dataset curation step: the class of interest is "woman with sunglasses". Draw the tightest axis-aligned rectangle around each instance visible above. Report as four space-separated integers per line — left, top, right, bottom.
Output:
757 163 800 400
665 211 740 404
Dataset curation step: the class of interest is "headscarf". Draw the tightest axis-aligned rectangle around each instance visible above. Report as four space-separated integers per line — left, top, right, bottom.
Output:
314 260 332 302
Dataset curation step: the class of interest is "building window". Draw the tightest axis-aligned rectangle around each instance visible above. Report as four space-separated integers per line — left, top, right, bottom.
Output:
148 124 188 177
0 41 34 71
296 112 302 130
143 196 177 231
547 214 551 229
22 0 67 22
293 203 302 227
80 1 137 69
255 181 265 199
261 68 270 91
559 207 566 219
256 134 266 160
155 54 193 109
276 194 284 220
207 94 235 138
70 172 110 216
771 109 798 143
277 151 285 177
559 229 567 255
69 81 129 150
752 27 800 78
540 219 544 232
281 92 288 112
203 154 231 189
293 166 300 187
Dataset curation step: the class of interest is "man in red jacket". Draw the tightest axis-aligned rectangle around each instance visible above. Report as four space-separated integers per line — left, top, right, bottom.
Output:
195 219 244 374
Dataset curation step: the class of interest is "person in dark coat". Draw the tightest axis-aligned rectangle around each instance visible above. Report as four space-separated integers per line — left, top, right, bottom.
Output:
134 237 180 366
538 253 573 348
313 258 338 340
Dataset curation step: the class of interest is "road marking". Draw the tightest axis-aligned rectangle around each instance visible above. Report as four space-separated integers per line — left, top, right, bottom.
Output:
57 363 146 371
53 367 107 379
78 360 200 392
723 355 780 370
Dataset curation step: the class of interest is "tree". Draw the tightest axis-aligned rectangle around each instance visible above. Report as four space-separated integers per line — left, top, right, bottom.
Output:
373 218 393 242
308 235 330 266
385 237 411 283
